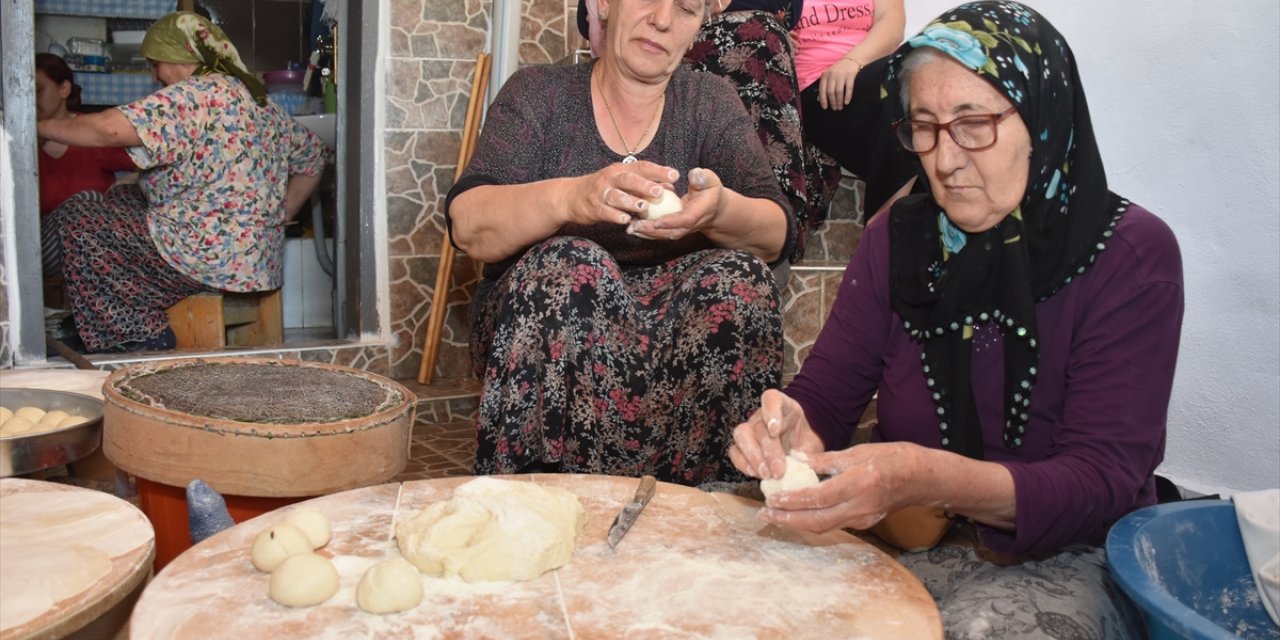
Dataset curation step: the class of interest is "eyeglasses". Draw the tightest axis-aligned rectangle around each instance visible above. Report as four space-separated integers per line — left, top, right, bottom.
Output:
892 106 1019 154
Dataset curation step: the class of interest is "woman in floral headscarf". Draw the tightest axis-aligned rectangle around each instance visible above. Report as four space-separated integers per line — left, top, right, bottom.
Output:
37 12 328 353
730 2 1182 635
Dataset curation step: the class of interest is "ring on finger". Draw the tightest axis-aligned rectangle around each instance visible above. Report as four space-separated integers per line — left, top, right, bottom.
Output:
602 187 613 206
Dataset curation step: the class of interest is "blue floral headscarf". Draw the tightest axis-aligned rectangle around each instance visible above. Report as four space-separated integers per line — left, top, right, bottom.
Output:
881 2 1127 459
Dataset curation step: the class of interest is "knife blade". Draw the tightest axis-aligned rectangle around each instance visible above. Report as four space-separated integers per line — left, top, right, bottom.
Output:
607 474 657 548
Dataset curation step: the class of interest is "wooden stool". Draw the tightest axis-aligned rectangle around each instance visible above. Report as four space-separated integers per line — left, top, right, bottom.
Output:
166 290 283 349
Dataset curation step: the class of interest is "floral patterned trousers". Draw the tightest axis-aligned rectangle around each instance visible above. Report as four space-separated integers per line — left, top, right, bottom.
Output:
469 237 783 486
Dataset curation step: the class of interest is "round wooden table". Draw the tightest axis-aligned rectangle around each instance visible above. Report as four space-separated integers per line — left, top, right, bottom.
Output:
131 475 941 639
0 478 155 640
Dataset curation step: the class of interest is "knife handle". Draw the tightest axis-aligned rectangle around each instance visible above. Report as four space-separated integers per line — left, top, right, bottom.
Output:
634 475 657 506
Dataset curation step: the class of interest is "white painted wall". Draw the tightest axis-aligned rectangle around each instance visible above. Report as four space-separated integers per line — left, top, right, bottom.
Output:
899 1 1280 495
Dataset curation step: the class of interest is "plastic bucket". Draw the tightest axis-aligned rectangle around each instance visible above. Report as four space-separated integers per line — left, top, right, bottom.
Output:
1106 500 1279 639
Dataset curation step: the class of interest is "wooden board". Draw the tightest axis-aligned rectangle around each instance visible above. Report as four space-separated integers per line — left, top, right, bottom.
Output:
0 479 155 640
131 475 941 639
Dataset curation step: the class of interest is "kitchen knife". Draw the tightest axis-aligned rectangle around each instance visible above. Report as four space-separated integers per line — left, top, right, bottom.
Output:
606 474 657 549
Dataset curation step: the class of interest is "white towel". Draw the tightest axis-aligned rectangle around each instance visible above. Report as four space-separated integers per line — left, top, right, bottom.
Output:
1233 489 1280 626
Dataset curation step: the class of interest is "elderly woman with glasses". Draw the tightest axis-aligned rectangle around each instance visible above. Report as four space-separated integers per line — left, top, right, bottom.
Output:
448 0 791 486
728 2 1183 635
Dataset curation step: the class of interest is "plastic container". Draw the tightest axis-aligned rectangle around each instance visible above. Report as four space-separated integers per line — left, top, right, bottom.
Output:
1106 500 1280 639
262 69 305 93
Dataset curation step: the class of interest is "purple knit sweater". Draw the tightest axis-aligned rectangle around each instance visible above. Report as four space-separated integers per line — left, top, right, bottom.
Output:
787 203 1184 555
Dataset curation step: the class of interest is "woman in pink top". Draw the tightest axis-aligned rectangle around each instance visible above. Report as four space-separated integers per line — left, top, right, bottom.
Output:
792 0 903 110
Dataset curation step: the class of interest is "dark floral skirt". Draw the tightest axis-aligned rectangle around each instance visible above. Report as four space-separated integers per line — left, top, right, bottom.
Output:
684 10 841 261
469 237 783 486
45 185 206 352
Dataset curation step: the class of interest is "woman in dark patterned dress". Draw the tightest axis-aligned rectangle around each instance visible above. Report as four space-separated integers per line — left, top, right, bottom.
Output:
447 0 792 485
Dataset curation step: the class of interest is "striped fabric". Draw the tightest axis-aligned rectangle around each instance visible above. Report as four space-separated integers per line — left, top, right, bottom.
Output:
35 0 174 19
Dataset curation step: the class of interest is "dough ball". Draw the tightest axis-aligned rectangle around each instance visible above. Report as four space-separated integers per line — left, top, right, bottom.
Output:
268 552 339 607
396 477 586 582
283 508 331 549
643 188 683 220
759 452 821 499
40 410 70 426
250 523 313 572
0 407 13 425
15 407 46 423
356 557 424 614
56 415 89 428
0 416 36 437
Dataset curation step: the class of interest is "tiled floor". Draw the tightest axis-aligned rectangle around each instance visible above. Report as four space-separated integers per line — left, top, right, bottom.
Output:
396 420 476 481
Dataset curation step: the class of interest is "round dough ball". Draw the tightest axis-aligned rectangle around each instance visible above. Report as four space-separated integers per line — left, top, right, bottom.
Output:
356 557 424 614
268 552 338 607
15 407 46 423
251 523 313 572
283 508 331 549
759 453 821 499
0 416 36 437
40 410 70 426
0 407 13 425
57 415 89 428
643 188 683 220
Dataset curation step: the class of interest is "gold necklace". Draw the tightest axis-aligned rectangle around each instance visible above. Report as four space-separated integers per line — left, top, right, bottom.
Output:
594 64 662 164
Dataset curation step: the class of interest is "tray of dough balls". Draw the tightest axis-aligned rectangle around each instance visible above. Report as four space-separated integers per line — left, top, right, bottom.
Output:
0 388 102 477
128 474 942 639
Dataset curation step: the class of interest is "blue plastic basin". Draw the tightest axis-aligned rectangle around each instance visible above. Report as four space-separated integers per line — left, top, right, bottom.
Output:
1106 500 1279 639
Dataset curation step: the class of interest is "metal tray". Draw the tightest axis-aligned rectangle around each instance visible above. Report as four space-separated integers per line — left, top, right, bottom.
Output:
1 388 104 477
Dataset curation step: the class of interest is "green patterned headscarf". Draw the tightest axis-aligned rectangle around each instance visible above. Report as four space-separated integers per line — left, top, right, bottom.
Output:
140 11 267 105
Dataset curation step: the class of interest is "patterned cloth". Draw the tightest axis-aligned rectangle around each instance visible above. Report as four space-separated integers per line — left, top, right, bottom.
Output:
34 0 173 19
119 74 327 292
469 238 781 485
140 11 267 105
447 63 790 486
46 185 208 353
72 72 162 108
684 10 841 262
898 541 1145 639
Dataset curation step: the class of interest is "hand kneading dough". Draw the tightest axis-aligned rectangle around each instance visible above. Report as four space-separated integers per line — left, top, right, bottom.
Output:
396 477 586 582
356 557 424 614
269 552 339 607
251 523 313 572
643 188 683 220
760 452 821 499
283 508 331 549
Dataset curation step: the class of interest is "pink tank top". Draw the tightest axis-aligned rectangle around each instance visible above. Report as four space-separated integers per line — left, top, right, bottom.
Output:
793 0 876 91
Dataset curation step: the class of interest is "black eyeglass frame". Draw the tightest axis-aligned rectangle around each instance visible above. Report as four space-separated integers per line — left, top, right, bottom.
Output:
892 105 1019 154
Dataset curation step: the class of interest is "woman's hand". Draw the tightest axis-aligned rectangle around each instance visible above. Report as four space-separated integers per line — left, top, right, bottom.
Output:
817 57 862 110
758 441 922 533
569 161 680 228
627 167 723 240
730 390 825 480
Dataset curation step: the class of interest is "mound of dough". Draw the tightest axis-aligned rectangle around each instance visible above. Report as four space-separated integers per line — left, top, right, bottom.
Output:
760 452 820 499
356 557 424 614
643 188 683 220
396 477 586 582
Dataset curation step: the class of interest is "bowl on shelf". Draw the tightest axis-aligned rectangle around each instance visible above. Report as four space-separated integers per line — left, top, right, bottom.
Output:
1106 500 1280 639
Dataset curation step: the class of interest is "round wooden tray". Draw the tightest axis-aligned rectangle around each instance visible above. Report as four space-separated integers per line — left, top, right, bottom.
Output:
130 475 942 639
0 478 154 640
102 357 416 497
